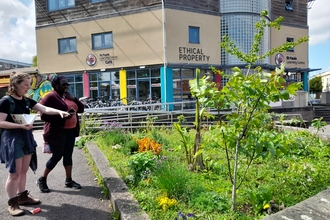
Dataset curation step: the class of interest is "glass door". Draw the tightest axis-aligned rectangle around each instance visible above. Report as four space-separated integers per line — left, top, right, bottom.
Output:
137 79 150 101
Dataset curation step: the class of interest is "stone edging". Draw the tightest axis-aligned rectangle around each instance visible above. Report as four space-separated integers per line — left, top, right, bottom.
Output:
85 142 149 220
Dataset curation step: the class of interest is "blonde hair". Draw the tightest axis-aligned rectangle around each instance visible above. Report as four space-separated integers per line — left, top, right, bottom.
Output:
7 71 31 95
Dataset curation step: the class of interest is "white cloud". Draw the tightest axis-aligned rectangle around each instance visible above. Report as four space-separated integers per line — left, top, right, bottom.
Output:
0 0 36 64
308 0 330 45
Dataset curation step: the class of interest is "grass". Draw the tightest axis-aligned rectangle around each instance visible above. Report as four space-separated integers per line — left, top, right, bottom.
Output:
88 125 330 220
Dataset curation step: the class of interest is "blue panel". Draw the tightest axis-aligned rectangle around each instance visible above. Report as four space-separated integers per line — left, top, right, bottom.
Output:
160 67 173 110
302 72 309 92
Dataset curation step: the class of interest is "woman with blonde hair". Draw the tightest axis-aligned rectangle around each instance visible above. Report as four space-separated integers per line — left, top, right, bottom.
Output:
0 72 70 216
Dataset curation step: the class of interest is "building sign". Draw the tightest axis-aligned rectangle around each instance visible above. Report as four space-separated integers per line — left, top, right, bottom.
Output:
152 83 161 87
90 87 98 90
86 54 96 66
286 56 305 65
275 53 305 66
127 85 136 88
99 53 118 65
179 47 210 62
275 53 284 65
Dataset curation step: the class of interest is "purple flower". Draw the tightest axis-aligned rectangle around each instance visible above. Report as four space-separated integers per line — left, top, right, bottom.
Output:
178 212 187 220
187 213 195 218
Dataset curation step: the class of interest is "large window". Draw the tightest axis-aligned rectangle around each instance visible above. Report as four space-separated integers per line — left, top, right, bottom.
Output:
58 37 77 54
189 26 200 44
48 0 75 11
92 32 113 50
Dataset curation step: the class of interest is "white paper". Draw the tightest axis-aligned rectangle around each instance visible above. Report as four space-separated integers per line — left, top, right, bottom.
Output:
11 114 37 124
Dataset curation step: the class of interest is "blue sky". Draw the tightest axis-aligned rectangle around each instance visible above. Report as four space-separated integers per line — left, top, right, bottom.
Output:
0 0 329 78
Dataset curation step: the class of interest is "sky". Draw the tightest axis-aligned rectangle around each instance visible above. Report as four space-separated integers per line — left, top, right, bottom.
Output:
0 0 329 76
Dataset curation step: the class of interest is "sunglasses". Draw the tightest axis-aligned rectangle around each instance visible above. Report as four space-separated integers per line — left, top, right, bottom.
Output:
61 83 70 87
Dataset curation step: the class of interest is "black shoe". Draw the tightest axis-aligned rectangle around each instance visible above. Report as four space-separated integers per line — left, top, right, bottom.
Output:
36 177 50 193
65 180 81 189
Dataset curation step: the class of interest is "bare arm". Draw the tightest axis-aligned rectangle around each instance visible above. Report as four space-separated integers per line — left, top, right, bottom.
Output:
32 103 70 118
0 112 33 130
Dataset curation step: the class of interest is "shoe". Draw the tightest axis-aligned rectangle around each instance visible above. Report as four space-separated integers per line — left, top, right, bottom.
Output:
8 196 24 216
65 180 81 189
17 190 41 205
36 177 50 193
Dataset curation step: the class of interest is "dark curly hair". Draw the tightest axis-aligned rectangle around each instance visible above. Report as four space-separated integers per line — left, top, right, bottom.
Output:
51 75 66 89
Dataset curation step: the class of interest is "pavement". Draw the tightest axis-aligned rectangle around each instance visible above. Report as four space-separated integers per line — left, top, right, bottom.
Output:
0 130 112 220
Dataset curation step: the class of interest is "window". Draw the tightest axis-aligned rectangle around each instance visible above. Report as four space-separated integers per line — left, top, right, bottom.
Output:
92 32 113 49
286 37 294 52
285 0 293 11
58 37 77 54
90 0 106 3
48 0 75 11
189 26 200 44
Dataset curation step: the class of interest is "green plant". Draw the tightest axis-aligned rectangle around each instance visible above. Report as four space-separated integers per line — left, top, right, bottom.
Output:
177 115 186 125
81 113 103 135
128 151 157 185
153 159 192 201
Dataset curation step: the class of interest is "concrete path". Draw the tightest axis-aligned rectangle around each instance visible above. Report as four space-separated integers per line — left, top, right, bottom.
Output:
0 130 112 220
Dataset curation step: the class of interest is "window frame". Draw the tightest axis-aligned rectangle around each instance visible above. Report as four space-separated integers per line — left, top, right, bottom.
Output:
48 0 75 11
188 26 200 44
92 32 114 50
58 37 77 54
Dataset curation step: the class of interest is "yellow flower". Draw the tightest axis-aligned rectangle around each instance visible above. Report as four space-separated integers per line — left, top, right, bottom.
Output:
156 196 178 211
263 204 270 210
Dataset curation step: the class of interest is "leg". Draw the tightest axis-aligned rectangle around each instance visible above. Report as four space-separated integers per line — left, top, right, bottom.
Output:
17 154 31 193
16 154 40 205
63 129 81 189
37 141 65 193
6 158 24 216
6 158 22 199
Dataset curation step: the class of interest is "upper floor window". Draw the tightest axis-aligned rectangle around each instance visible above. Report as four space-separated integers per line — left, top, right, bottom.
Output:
58 37 77 54
48 0 75 11
90 0 106 3
189 26 200 44
286 37 294 52
285 0 293 11
92 32 113 49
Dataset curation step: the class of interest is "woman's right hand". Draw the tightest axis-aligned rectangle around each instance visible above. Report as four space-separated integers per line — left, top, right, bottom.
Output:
59 111 70 118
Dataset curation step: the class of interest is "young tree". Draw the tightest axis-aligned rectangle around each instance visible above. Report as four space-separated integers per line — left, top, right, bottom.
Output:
189 10 308 211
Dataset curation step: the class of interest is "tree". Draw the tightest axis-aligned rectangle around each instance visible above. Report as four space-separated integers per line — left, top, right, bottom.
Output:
184 10 308 212
309 76 322 93
32 56 38 67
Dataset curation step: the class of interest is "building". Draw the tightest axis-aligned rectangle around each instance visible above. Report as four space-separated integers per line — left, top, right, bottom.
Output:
0 59 33 97
34 0 315 106
0 58 31 71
